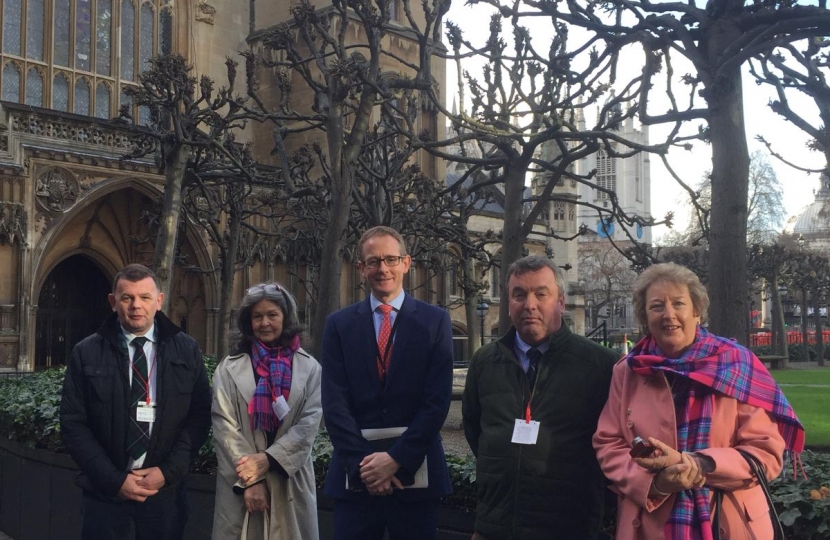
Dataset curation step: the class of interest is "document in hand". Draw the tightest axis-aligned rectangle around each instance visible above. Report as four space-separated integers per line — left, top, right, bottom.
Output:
348 426 429 489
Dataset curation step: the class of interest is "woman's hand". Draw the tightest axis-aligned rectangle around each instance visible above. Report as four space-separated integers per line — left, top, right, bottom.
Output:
244 481 270 513
652 452 706 494
236 452 269 485
634 437 683 472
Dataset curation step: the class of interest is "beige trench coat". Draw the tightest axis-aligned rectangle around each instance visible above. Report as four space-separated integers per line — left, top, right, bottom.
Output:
211 348 322 540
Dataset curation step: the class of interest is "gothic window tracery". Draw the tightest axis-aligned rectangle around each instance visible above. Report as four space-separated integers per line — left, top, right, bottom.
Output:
27 0 45 61
2 63 21 102
0 0 175 120
25 67 43 106
2 0 23 56
53 73 70 111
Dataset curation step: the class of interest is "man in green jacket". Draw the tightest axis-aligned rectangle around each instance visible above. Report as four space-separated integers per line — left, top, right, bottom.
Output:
462 255 618 540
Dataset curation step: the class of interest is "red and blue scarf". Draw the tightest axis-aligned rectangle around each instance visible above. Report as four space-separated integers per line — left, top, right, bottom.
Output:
248 335 299 434
627 327 804 540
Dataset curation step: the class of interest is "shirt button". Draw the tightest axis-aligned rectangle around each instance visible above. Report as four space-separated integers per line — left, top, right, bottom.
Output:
632 518 641 528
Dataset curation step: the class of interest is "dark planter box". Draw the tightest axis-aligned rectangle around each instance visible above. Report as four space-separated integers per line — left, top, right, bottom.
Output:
0 438 475 539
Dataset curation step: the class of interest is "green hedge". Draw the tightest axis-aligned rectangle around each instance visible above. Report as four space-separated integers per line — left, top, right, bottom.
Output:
4 366 830 537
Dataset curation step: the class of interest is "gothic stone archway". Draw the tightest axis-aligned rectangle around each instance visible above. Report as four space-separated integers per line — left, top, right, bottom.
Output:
35 255 111 368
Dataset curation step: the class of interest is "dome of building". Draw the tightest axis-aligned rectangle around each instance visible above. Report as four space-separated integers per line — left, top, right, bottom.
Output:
793 174 830 239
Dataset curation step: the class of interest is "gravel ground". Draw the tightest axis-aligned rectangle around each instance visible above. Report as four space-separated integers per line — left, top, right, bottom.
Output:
442 400 473 457
443 368 474 457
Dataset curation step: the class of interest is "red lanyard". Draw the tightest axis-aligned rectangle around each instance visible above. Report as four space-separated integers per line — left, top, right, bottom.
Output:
130 345 155 406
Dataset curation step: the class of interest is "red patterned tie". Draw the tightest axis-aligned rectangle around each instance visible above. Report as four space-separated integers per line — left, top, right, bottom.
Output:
376 304 394 378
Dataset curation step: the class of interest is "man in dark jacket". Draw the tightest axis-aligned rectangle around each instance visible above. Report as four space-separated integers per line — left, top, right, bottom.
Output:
60 264 211 540
462 255 618 540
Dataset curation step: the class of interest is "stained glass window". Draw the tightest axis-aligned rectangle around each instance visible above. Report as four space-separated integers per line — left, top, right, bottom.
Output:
76 0 92 71
95 83 110 118
2 63 21 102
74 79 91 115
2 0 23 56
25 68 44 106
96 0 113 75
160 9 173 55
121 0 136 80
27 0 45 61
1 0 173 119
139 3 154 73
54 0 71 66
53 74 70 111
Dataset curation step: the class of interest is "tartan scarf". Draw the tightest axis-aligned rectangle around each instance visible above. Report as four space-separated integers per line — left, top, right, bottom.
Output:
248 335 299 434
627 327 804 540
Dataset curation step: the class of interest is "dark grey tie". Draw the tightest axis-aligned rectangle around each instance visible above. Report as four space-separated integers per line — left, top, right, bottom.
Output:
527 347 542 388
127 336 150 460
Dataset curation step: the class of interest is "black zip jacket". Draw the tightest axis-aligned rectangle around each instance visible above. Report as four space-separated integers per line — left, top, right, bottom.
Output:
60 311 211 500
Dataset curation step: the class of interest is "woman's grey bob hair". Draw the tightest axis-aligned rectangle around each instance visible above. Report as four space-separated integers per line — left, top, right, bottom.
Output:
632 262 709 329
234 282 304 351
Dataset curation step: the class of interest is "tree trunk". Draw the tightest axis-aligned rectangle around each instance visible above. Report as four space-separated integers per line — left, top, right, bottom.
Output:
801 289 810 363
464 257 481 360
216 207 242 359
497 167 529 335
153 145 188 309
704 17 750 346
813 293 825 367
309 101 354 357
770 269 789 364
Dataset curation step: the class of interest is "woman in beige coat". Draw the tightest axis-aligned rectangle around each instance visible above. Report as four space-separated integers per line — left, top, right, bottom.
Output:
212 283 322 540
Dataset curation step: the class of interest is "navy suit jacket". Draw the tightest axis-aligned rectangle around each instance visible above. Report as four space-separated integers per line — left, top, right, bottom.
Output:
321 294 453 501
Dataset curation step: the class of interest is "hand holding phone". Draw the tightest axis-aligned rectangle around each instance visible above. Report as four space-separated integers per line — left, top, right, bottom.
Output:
629 436 657 458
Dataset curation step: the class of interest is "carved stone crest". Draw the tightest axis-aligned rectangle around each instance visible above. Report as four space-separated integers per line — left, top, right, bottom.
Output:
35 167 79 212
196 0 216 24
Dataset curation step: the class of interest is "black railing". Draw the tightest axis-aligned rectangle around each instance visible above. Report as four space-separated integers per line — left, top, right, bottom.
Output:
586 321 608 347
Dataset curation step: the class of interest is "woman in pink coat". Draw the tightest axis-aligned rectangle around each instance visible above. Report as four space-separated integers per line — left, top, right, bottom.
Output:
593 263 804 540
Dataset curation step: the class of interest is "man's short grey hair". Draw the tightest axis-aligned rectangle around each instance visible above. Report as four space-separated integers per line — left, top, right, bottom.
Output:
505 255 566 296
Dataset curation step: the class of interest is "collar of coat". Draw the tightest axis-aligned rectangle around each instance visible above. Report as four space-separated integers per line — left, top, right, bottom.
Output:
97 311 181 348
499 322 572 360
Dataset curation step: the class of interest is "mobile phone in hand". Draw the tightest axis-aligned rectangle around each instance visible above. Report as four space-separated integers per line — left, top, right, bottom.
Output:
629 436 657 458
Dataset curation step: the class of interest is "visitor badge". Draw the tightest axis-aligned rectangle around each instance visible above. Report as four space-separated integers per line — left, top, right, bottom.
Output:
272 395 290 421
511 419 540 445
136 403 156 423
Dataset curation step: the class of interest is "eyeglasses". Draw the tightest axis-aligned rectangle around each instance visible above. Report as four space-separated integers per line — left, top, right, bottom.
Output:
246 283 285 296
361 256 406 269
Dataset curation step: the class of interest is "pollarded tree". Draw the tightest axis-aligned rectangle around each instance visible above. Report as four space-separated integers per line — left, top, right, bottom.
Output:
120 55 261 307
533 0 830 344
579 242 638 330
750 32 830 176
424 7 675 332
254 0 450 353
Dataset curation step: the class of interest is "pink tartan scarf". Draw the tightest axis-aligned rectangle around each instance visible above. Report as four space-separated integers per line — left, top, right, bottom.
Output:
627 327 804 540
248 335 299 434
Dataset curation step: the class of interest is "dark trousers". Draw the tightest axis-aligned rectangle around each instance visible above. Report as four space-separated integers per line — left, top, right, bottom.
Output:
333 496 439 540
81 484 188 540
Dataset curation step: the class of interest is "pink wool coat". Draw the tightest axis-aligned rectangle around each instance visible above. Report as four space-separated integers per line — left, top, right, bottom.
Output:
593 360 786 540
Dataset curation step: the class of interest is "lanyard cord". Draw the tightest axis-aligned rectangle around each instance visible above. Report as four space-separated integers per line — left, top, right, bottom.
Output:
130 345 155 406
376 313 402 379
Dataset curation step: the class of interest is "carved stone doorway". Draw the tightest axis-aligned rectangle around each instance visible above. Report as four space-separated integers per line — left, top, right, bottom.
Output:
35 255 111 369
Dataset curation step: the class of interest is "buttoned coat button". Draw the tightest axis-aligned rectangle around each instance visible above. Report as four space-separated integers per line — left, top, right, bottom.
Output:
632 518 641 528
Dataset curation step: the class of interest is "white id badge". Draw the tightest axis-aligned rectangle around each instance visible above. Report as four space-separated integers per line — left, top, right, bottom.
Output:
136 403 156 423
272 395 290 421
511 419 540 445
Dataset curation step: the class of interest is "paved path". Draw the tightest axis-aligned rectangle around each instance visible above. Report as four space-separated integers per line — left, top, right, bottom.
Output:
0 530 13 540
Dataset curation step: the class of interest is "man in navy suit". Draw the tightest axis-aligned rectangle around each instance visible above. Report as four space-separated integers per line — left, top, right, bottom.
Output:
321 226 454 540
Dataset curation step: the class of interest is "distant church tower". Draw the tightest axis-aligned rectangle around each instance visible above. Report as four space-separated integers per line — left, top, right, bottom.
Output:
576 101 652 244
